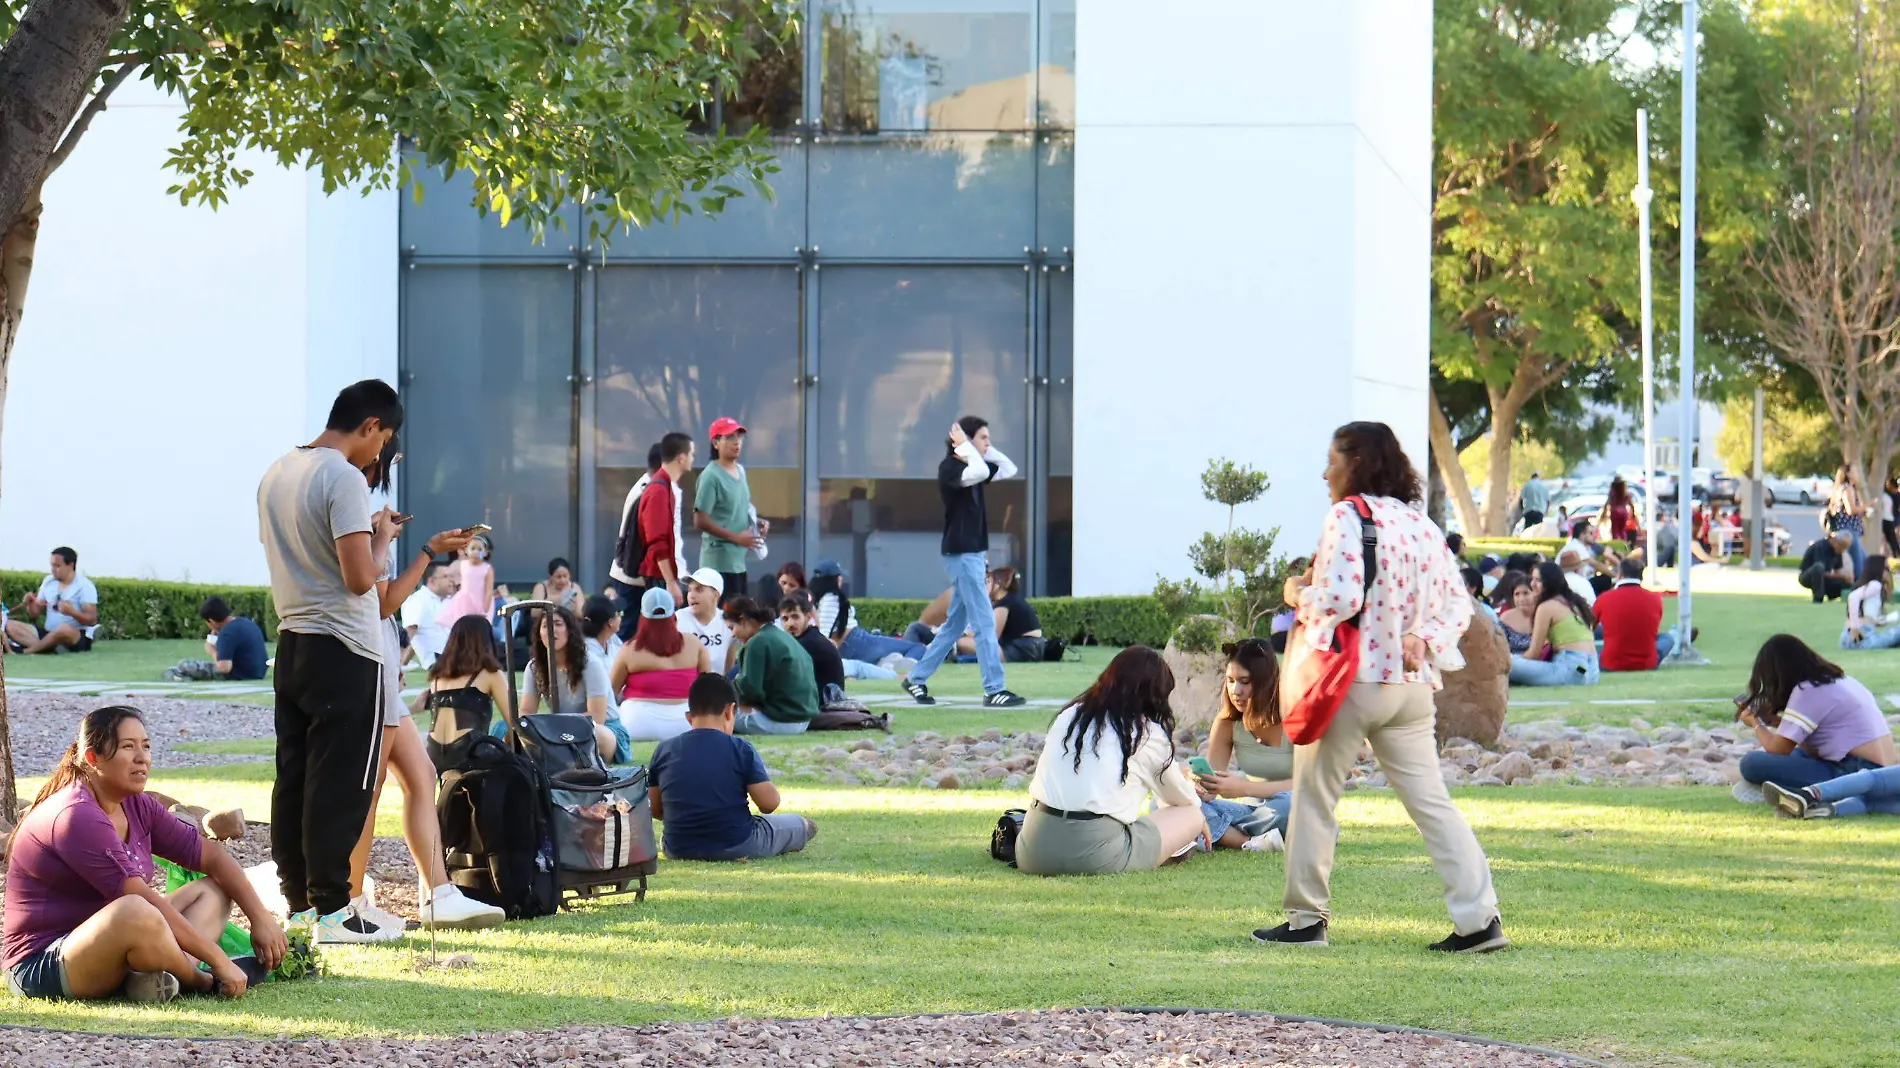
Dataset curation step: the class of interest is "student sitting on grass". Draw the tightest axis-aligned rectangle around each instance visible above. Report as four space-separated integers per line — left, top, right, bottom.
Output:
516 606 628 764
779 591 850 703
2 706 286 1002
1016 646 1211 876
1194 638 1292 854
722 596 819 736
648 673 816 861
421 616 515 773
1767 765 1900 819
611 587 708 743
1507 563 1600 687
1734 634 1896 798
164 596 269 681
1840 555 1900 650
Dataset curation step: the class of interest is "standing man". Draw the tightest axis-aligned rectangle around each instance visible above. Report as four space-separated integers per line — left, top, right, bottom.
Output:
899 416 1025 708
1518 472 1550 531
4 547 99 654
256 379 408 944
638 432 695 607
608 442 665 642
694 416 768 604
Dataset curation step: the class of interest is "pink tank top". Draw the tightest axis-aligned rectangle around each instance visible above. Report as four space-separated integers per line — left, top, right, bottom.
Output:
620 667 697 702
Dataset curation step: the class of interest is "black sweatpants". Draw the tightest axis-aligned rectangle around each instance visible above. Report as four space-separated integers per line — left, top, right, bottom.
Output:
272 630 385 916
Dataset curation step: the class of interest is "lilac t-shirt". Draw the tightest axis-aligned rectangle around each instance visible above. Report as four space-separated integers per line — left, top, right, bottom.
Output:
1778 676 1892 762
1 785 203 969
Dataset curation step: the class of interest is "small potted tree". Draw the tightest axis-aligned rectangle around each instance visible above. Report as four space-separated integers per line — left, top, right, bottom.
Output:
1154 459 1294 726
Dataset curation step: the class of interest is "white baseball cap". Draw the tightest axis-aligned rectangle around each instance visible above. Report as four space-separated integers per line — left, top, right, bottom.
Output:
687 567 725 595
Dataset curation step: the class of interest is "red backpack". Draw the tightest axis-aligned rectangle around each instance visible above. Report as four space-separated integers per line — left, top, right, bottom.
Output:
1280 496 1377 745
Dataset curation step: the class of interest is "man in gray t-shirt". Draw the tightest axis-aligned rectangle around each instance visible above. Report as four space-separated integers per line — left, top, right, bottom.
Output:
256 379 407 940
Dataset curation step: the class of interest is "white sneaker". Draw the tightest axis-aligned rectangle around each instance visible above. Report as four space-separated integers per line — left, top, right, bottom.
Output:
422 889 505 931
122 970 181 1003
314 904 406 944
350 894 411 933
1732 781 1768 805
1242 828 1286 853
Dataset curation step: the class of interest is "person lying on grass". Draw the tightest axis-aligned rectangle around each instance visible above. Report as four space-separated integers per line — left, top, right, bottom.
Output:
1016 645 1211 876
2 705 287 1002
647 672 816 861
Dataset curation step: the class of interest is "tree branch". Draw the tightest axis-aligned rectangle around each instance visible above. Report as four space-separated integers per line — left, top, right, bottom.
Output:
44 61 139 178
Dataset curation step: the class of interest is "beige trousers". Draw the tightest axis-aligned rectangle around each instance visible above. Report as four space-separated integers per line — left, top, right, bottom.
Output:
1283 681 1500 935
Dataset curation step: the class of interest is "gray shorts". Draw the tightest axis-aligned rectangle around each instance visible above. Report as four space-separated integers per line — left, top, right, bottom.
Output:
1014 805 1163 875
382 627 408 727
703 813 812 861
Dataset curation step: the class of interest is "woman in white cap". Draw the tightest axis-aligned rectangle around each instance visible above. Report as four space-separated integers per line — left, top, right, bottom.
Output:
611 586 710 742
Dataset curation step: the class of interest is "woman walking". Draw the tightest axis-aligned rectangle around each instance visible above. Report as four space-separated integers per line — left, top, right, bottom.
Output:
1603 476 1637 544
1254 421 1504 952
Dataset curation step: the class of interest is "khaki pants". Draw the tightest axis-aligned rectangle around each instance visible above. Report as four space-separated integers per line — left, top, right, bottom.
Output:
1283 681 1499 935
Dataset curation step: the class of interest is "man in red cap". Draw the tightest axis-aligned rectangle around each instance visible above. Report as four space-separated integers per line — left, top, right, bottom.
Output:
694 416 766 603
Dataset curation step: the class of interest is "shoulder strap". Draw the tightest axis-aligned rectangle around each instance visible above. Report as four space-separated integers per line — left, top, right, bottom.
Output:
1347 495 1378 623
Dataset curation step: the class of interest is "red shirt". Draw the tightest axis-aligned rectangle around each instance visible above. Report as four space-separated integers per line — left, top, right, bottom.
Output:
636 470 678 579
1595 581 1663 671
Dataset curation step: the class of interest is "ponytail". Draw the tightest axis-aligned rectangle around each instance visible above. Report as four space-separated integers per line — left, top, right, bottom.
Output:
5 705 144 856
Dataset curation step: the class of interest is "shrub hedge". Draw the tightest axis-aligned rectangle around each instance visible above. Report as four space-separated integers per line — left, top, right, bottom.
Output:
1 571 280 641
855 595 1180 649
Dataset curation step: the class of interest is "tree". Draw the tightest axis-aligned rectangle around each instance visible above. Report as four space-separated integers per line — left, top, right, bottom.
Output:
0 0 794 819
1154 459 1292 654
1431 2 1647 535
1713 378 1842 481
1744 0 1900 496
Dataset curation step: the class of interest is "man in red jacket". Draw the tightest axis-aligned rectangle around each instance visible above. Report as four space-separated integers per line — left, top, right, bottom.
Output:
638 432 695 606
1595 557 1676 671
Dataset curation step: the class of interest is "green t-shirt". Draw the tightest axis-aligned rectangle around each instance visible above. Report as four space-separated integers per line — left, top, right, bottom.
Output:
734 624 819 723
694 462 753 573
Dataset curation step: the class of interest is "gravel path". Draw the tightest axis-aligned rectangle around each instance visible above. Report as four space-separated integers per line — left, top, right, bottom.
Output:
0 1010 1596 1066
4 693 274 776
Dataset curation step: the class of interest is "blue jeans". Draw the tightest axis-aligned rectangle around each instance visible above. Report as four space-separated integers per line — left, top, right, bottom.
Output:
908 553 1006 694
734 710 809 736
1739 749 1880 789
1202 792 1291 842
1812 764 1900 816
1841 624 1900 650
1509 648 1599 686
1847 527 1867 582
843 659 896 680
838 628 926 664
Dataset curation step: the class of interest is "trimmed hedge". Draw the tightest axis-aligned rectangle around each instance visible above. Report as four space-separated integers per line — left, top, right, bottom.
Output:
1 571 280 641
856 595 1179 649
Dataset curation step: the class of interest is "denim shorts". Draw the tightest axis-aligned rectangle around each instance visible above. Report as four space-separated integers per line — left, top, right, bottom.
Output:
1201 792 1292 842
5 936 72 999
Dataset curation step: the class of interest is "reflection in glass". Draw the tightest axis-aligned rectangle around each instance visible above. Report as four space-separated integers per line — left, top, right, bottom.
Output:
402 267 576 585
819 478 1026 597
1036 132 1072 253
1045 268 1073 594
723 15 805 132
608 141 807 259
594 466 803 599
820 0 1034 132
1039 0 1075 127
809 136 1034 257
399 160 580 258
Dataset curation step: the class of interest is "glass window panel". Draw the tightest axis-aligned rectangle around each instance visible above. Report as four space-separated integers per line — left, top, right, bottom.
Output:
401 267 576 586
818 478 1025 597
594 466 804 601
810 135 1033 257
1036 131 1073 254
820 0 1034 132
723 26 805 133
606 142 807 259
1045 267 1073 595
399 162 580 259
1039 0 1075 127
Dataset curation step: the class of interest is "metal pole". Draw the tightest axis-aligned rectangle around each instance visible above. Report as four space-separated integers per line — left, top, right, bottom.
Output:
1749 386 1765 570
1672 0 1705 662
1633 107 1657 578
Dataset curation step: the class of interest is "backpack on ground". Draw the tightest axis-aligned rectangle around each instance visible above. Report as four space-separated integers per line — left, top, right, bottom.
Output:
990 808 1027 867
437 733 559 920
1040 637 1071 663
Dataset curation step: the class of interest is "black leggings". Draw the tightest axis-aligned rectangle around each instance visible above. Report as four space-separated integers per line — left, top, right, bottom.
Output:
272 631 384 916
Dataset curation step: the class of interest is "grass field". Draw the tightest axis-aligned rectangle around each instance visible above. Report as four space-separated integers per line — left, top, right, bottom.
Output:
6 573 1900 1065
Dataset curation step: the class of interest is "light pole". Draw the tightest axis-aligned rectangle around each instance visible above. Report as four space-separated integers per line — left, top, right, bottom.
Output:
1633 107 1657 578
1672 0 1706 663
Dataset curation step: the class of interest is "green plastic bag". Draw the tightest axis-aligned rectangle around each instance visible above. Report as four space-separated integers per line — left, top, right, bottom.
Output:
154 856 254 961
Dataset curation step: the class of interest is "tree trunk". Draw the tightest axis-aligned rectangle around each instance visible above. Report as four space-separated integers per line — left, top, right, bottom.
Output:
1428 386 1483 537
0 0 128 232
1426 448 1448 530
1481 392 1526 536
0 195 39 820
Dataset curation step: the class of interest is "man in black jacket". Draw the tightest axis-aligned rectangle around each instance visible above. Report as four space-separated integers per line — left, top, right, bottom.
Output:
898 416 1025 708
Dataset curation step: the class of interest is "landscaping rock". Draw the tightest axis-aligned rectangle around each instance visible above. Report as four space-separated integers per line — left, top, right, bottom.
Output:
1161 638 1227 727
1491 752 1535 785
1434 615 1511 746
932 771 962 789
205 808 247 841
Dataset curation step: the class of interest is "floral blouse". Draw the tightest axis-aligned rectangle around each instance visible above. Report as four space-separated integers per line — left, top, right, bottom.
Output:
1295 495 1472 690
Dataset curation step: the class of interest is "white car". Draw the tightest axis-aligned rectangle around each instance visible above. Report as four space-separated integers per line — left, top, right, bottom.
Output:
1764 474 1836 507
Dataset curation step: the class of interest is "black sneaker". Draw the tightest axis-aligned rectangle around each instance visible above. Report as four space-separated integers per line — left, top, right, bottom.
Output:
1252 921 1328 947
901 677 935 706
1427 917 1510 954
984 690 1027 708
190 954 271 996
875 712 895 733
1765 781 1834 819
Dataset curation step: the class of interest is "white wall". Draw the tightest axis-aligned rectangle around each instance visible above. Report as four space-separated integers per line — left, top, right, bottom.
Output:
1071 0 1433 595
0 80 395 586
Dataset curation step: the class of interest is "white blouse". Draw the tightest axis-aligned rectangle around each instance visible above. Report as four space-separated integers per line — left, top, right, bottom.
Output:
1847 580 1885 628
1296 495 1472 690
1028 705 1198 825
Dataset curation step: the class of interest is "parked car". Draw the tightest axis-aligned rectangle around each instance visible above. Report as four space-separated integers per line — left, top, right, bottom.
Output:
1764 474 1837 507
1706 471 1740 503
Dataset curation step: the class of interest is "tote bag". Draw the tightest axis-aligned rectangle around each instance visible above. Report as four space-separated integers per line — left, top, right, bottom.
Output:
1280 496 1377 745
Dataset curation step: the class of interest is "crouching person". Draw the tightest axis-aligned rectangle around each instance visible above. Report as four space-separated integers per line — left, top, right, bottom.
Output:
2 706 286 1002
648 673 816 861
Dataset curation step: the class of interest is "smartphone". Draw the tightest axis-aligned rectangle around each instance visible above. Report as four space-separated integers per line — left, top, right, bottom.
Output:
461 523 493 537
1187 756 1215 777
391 513 414 525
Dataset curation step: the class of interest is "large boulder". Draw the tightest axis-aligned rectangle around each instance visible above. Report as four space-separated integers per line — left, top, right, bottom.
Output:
1434 619 1511 748
1162 636 1228 728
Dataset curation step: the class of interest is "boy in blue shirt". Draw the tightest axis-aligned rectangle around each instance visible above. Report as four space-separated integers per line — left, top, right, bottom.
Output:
648 673 815 861
165 596 270 681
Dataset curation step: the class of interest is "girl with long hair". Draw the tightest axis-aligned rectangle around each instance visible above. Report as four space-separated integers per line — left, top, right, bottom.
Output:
1258 421 1502 953
1015 646 1209 875
1192 638 1293 852
1841 555 1900 650
612 586 709 742
1735 634 1895 795
1507 562 1600 686
1490 570 1535 655
1603 477 1636 543
1828 466 1869 579
2 707 284 1001
421 615 513 771
520 604 624 763
347 441 503 935
952 566 1047 663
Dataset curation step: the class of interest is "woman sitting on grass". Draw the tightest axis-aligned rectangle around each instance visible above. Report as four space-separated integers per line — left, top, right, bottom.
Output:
1840 556 1900 650
518 605 627 764
1491 571 1534 655
1734 634 1895 796
612 587 709 743
422 615 514 771
1767 765 1900 819
1194 638 1292 853
2 706 285 1002
1507 563 1599 687
1016 646 1211 875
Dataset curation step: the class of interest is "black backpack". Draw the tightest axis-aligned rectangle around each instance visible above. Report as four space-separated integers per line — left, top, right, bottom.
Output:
613 479 656 579
437 734 559 920
990 808 1027 867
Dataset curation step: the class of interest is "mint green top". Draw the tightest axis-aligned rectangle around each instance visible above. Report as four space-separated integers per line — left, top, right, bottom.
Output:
1548 611 1593 648
694 462 752 573
1231 722 1294 781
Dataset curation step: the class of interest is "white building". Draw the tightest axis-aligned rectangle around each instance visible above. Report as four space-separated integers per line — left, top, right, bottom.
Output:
2 1 1429 598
